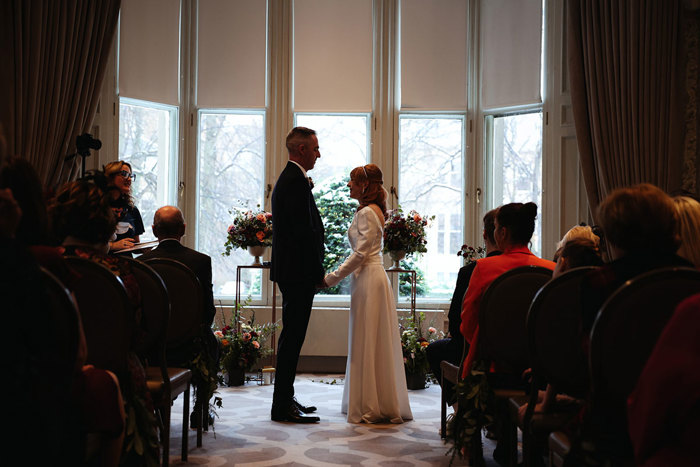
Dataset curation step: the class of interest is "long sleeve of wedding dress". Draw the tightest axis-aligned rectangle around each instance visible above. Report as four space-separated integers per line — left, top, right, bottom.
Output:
324 209 376 287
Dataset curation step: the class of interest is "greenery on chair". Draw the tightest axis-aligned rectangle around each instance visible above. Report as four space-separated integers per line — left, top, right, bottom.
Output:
445 359 496 466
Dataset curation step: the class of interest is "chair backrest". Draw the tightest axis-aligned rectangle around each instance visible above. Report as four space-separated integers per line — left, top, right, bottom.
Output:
478 265 553 375
142 258 204 349
527 266 597 398
590 266 700 405
63 256 134 376
122 257 170 364
39 266 81 397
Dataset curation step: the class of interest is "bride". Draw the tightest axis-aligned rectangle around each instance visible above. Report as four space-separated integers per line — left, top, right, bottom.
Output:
324 164 413 424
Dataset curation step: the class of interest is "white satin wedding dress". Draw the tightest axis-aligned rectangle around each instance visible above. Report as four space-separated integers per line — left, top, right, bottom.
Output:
325 206 413 424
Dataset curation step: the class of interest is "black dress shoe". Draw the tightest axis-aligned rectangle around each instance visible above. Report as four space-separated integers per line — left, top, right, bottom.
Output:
271 405 320 423
292 397 317 414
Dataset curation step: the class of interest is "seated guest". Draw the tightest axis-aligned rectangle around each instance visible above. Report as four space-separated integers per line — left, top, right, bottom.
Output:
552 236 603 279
138 205 219 427
566 184 693 466
555 224 600 252
580 183 692 333
673 196 700 268
627 293 700 467
104 160 144 253
426 208 500 403
49 179 159 465
460 202 555 376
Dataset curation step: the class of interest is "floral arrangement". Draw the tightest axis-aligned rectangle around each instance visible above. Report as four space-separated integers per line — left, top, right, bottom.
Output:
457 244 486 263
216 307 278 373
383 207 434 255
399 312 443 375
223 206 273 256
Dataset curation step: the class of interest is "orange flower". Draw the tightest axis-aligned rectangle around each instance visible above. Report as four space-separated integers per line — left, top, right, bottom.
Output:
420 341 429 348
221 339 230 346
256 213 266 222
252 341 260 349
256 231 265 241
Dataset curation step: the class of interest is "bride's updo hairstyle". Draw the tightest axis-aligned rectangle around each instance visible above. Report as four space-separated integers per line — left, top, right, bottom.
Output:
350 163 388 219
496 202 538 246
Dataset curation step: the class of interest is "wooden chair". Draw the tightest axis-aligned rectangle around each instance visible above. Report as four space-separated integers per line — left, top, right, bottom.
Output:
143 257 207 448
63 256 133 377
509 266 596 466
478 265 553 466
39 266 83 463
444 265 552 466
584 266 700 464
124 257 193 465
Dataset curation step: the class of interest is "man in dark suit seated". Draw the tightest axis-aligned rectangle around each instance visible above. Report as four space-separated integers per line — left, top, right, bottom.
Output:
139 205 219 426
426 208 500 403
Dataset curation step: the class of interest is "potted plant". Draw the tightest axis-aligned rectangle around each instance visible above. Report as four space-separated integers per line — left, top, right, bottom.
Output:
223 205 273 265
399 312 442 389
383 207 434 269
215 305 278 386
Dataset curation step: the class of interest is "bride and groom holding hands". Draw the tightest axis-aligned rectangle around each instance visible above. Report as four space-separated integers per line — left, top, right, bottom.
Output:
270 127 413 425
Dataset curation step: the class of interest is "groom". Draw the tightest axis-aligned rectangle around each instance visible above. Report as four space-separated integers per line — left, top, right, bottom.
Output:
270 127 325 423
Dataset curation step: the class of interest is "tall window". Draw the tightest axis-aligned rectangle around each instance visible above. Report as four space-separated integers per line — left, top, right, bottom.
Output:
487 112 543 255
197 111 266 298
398 116 465 300
118 98 178 241
295 113 370 296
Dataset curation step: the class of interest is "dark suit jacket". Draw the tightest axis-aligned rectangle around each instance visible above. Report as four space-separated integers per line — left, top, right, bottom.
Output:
139 239 216 326
270 161 325 284
447 250 501 337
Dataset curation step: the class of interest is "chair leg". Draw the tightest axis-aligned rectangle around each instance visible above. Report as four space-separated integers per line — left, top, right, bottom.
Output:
162 403 171 466
182 384 189 461
196 387 203 448
441 382 448 439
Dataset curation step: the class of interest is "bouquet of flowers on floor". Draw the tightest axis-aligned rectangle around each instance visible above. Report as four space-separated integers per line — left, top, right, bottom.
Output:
399 312 443 375
457 244 486 263
223 205 273 255
216 305 279 374
383 207 434 256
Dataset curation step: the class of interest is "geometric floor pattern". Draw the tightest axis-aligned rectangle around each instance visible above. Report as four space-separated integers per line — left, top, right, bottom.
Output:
168 374 504 466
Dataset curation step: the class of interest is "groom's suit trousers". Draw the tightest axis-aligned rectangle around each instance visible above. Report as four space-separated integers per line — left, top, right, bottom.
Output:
272 280 316 409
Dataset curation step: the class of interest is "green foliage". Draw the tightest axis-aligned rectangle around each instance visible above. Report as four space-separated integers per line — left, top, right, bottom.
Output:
216 300 278 372
314 176 356 294
399 312 443 374
445 360 496 464
399 257 429 297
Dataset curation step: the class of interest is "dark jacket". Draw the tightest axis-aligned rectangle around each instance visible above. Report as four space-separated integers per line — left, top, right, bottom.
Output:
139 239 216 326
270 162 325 284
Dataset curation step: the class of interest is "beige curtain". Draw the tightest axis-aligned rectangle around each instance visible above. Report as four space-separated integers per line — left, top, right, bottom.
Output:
0 0 121 186
568 0 685 218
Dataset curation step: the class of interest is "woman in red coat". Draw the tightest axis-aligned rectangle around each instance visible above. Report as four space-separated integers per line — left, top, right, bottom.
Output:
459 202 555 376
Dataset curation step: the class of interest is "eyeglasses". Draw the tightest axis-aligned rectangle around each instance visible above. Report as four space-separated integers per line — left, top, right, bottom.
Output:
119 170 136 180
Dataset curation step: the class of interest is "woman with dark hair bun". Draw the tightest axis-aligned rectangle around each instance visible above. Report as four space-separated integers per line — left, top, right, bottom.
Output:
460 202 555 375
324 164 412 424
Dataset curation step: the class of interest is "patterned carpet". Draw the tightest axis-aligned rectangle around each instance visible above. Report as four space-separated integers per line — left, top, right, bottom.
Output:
167 374 504 466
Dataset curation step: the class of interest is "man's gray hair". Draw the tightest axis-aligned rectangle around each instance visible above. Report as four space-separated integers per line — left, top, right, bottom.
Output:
285 127 316 154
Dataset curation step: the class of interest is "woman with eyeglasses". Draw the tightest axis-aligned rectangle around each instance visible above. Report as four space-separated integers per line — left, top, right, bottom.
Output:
104 161 144 253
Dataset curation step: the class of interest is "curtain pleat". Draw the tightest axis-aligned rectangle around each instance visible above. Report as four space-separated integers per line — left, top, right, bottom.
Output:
0 0 120 187
568 0 683 220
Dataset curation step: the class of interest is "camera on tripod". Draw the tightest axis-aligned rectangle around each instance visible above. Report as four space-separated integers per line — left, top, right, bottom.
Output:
76 133 102 156
66 133 103 178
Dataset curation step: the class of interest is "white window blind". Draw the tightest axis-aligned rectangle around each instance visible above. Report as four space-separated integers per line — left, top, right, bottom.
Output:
119 0 180 106
293 0 373 112
481 0 542 110
197 0 267 108
400 0 467 110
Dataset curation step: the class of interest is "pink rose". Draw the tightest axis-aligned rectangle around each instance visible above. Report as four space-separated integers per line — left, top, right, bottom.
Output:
252 341 260 349
242 332 252 342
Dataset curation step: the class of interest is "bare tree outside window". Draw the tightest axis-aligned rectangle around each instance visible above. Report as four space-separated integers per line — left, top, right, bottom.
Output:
490 112 543 255
198 111 265 298
118 99 178 242
399 116 465 300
